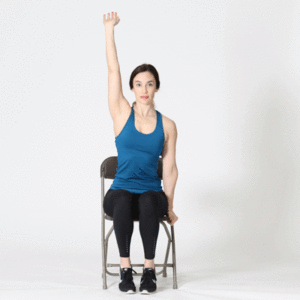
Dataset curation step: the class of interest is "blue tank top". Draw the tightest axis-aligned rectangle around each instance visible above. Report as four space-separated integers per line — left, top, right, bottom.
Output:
110 106 165 193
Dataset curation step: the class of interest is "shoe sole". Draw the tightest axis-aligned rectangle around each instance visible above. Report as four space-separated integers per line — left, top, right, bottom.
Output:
120 289 136 294
140 289 156 294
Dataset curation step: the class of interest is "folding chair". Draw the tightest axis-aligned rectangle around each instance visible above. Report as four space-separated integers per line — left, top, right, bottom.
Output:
100 156 178 289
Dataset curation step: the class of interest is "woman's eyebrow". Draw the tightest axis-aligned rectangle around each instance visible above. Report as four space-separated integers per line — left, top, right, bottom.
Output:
135 80 154 83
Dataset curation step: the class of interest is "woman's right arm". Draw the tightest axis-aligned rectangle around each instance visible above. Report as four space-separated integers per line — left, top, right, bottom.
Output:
103 12 124 119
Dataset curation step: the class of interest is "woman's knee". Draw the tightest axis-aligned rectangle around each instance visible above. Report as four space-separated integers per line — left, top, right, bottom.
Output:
138 191 159 215
104 189 132 217
139 190 168 218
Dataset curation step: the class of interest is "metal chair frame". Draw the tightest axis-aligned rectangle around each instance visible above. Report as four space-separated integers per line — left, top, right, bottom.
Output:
100 156 178 289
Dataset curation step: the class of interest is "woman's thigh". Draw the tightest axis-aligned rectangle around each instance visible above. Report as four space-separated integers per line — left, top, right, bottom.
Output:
103 188 132 218
157 191 169 217
138 190 169 218
104 189 169 219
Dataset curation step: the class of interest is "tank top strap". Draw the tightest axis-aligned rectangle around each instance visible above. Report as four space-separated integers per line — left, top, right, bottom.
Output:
156 110 163 130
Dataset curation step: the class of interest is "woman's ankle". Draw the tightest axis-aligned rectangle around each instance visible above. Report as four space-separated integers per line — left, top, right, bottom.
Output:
120 257 131 268
144 259 155 269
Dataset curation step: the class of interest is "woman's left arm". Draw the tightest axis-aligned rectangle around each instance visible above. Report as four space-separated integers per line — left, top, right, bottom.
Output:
163 170 179 226
162 119 179 226
163 169 178 211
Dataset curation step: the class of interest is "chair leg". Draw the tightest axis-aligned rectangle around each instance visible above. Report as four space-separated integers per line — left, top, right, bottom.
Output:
163 223 171 277
160 221 171 277
102 216 107 289
102 223 115 289
163 240 171 277
171 225 178 289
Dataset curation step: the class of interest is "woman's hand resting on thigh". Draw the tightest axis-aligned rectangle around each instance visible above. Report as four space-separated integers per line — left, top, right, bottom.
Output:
167 209 178 226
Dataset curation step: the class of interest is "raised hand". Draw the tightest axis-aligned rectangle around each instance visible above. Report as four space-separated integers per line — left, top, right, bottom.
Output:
103 11 120 28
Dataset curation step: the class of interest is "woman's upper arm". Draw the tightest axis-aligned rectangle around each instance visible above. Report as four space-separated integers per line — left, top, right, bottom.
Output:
108 69 124 119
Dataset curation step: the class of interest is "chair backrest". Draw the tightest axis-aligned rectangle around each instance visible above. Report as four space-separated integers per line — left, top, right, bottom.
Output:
100 156 163 179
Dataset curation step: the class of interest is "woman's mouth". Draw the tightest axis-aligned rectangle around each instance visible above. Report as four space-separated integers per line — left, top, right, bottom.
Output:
141 96 148 99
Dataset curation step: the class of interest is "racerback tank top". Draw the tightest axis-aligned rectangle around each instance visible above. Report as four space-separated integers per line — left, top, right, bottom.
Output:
110 106 165 193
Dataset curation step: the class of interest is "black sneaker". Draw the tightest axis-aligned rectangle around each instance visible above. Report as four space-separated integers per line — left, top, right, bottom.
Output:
119 266 137 294
139 267 157 294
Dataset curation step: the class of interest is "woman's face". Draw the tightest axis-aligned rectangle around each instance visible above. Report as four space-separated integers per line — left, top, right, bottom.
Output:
131 71 158 105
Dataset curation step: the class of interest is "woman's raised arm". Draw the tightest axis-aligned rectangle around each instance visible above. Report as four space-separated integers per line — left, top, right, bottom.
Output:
103 12 124 119
103 12 120 71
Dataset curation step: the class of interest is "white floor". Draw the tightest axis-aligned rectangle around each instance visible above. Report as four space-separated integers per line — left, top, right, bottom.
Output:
1 255 299 300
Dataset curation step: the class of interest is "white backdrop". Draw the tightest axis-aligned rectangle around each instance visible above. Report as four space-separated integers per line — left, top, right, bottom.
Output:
1 0 300 299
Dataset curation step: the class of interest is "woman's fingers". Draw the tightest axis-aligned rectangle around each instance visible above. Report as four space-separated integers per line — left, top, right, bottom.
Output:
103 12 120 27
168 214 178 226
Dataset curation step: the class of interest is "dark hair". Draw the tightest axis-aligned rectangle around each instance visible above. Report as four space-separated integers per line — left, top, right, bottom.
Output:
129 63 160 109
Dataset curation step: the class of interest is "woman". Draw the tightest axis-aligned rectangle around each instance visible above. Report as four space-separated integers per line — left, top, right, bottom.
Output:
103 12 179 294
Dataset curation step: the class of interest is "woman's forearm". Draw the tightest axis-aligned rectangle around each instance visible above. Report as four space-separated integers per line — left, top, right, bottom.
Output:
163 168 178 211
105 25 120 71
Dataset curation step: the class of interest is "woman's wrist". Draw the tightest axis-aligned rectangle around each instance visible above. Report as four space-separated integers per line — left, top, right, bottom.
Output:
105 24 114 31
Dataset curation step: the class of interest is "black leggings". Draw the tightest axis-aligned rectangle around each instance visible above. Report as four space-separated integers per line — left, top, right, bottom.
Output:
103 188 169 260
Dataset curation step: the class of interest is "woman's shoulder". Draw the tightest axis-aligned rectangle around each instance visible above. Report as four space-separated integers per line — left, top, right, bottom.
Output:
160 113 177 142
160 112 176 127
